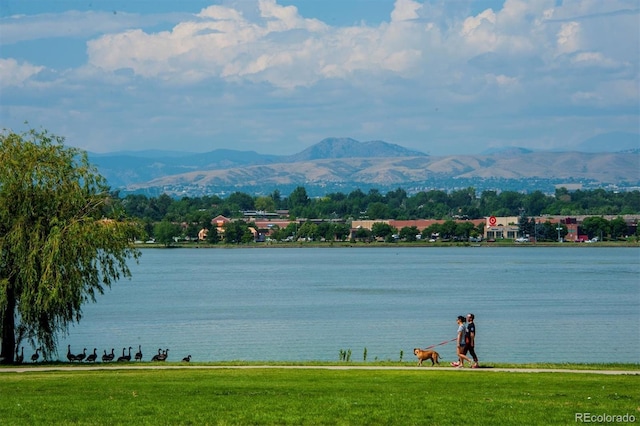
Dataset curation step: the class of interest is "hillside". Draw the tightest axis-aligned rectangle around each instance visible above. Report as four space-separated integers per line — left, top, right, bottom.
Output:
283 137 428 162
136 153 640 185
92 137 420 188
89 138 640 196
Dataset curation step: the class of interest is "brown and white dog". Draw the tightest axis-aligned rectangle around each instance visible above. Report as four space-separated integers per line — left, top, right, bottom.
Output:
414 348 440 366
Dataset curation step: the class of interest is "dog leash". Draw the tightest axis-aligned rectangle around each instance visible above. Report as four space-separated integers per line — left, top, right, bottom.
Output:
424 338 456 350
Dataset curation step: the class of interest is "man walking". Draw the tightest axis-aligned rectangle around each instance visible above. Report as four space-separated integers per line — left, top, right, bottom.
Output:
464 313 479 368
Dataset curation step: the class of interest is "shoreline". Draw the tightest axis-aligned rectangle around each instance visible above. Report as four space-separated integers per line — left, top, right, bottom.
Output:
2 364 639 375
3 360 639 374
135 241 640 249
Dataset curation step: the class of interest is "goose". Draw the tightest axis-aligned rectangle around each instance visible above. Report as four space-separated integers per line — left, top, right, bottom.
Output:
117 347 132 362
134 345 143 361
67 345 77 362
117 347 127 362
151 348 162 361
75 348 87 362
31 347 41 363
15 346 24 364
86 348 98 362
158 348 169 361
102 349 110 362
106 348 115 362
182 355 191 362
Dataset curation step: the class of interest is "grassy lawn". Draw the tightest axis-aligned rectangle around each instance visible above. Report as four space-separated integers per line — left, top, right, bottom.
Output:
1 365 638 425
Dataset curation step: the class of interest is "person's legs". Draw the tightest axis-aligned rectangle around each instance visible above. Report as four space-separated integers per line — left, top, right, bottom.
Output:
457 346 471 367
467 346 478 365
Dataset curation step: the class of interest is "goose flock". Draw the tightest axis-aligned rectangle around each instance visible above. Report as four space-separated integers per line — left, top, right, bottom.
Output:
13 345 192 364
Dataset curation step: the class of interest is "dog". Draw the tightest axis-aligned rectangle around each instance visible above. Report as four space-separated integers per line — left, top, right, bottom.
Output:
414 348 440 366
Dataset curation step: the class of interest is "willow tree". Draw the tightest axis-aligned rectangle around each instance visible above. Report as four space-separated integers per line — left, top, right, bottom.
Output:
0 128 141 364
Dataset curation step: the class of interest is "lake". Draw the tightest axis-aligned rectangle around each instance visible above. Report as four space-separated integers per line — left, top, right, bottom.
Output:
57 246 639 364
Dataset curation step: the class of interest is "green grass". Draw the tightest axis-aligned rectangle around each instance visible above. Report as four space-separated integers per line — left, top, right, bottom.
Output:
6 360 639 370
1 365 638 425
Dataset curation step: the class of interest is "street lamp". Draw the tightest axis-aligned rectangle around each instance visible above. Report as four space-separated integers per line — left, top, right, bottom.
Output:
556 225 563 243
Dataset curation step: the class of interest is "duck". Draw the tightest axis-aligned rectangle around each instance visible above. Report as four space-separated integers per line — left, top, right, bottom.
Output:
67 345 77 362
86 348 98 362
75 348 87 362
182 355 191 362
134 345 143 361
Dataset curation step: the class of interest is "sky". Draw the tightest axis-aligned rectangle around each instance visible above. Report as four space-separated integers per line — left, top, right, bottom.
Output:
1 0 639 156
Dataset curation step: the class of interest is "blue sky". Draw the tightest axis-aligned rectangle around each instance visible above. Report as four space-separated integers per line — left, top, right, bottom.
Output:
1 0 638 156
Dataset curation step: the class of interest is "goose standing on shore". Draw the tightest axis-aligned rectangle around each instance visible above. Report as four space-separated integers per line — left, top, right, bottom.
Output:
116 347 127 362
117 347 132 362
15 347 24 364
86 348 98 362
67 345 76 362
31 347 41 363
75 348 87 362
134 345 143 361
158 349 169 361
151 348 162 361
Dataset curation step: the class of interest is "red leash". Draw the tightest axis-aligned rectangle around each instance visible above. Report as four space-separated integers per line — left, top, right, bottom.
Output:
423 338 456 350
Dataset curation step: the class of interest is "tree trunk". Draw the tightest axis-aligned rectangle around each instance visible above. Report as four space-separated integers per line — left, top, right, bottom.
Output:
0 286 16 365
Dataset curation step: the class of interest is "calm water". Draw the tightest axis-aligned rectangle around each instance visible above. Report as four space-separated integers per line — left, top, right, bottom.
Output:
57 247 640 364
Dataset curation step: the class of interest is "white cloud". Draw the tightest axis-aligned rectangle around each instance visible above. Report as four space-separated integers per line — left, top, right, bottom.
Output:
390 0 422 22
198 4 244 21
1 0 638 155
85 1 333 87
556 21 581 54
487 73 519 88
571 51 619 68
86 0 432 88
0 58 44 87
461 8 496 37
79 0 636 94
258 0 326 32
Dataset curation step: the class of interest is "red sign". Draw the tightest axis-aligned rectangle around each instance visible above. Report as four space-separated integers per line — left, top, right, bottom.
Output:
489 216 497 226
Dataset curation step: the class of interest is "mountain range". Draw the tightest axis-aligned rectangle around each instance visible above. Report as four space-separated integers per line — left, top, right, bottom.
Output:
89 136 640 197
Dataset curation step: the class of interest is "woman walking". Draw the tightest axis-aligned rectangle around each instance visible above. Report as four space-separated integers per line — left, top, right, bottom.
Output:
451 315 472 368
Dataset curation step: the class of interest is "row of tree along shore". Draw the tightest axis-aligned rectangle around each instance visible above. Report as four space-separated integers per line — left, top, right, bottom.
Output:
119 186 639 227
148 216 640 246
121 187 639 245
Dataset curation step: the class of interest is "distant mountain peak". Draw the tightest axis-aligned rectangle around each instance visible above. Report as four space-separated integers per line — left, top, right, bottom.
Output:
286 137 428 161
